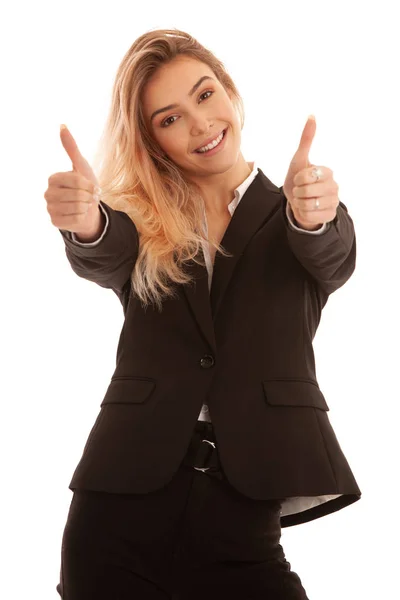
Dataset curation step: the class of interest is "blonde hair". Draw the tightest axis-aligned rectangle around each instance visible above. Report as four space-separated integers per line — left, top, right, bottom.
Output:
92 28 245 311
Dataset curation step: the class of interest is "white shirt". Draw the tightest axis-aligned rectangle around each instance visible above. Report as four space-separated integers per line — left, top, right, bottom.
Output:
71 161 328 423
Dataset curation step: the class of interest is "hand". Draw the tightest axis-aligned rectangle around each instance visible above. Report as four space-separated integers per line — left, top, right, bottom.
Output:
283 116 340 231
44 125 102 235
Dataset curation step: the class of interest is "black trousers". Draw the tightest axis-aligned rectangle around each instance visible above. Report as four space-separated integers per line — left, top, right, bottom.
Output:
56 421 309 599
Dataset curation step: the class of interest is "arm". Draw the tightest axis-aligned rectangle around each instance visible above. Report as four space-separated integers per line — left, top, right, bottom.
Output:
280 186 356 295
59 201 139 296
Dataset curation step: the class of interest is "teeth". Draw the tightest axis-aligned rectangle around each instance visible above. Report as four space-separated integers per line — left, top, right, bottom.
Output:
196 131 224 153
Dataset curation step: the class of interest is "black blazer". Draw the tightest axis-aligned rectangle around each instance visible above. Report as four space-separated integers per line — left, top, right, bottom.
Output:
59 168 362 528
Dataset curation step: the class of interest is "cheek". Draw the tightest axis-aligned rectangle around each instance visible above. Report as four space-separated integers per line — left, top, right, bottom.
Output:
153 131 179 156
162 135 188 157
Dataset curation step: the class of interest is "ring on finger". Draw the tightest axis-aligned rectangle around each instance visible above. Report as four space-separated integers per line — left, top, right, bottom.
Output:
312 167 323 181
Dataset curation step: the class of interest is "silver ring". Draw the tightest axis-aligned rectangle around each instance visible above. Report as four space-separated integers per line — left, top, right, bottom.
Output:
312 167 323 181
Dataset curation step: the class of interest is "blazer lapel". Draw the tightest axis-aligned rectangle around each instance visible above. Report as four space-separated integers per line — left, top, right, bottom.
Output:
182 254 216 353
183 169 281 351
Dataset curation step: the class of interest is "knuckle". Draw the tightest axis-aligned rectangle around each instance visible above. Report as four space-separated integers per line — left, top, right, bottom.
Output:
76 189 87 202
75 173 87 189
295 175 303 186
49 172 63 185
72 173 81 187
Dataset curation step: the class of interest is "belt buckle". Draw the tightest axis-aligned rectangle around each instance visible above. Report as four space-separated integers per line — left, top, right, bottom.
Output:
193 438 216 472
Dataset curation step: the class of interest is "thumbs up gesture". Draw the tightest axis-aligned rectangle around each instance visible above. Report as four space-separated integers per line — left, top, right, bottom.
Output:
282 116 340 231
44 125 104 238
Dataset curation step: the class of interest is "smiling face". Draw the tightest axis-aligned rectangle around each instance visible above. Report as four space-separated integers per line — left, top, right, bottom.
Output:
142 55 242 179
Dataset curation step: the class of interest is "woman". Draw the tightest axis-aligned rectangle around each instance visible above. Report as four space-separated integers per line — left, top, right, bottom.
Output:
47 28 361 599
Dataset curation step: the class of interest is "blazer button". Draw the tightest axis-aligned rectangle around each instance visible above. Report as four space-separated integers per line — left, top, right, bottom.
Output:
200 354 215 369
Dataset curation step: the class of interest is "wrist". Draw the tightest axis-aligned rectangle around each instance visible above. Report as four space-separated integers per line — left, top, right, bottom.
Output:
74 205 105 242
288 200 323 231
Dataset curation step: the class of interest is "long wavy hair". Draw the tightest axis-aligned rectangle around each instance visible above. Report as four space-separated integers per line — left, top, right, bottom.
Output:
92 28 245 311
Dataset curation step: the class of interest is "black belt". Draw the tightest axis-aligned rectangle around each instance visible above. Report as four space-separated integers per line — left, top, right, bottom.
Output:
182 420 221 472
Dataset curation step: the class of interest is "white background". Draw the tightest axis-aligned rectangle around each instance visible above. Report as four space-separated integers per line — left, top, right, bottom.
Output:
1 0 399 598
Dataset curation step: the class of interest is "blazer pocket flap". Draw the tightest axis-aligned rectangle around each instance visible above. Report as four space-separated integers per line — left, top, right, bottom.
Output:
100 377 156 406
262 379 329 411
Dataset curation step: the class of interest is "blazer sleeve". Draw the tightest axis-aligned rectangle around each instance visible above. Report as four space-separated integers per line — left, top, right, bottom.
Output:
58 200 139 296
279 186 356 296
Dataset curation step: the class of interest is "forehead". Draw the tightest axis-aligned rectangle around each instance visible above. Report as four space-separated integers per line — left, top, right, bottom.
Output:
143 56 214 107
150 55 212 86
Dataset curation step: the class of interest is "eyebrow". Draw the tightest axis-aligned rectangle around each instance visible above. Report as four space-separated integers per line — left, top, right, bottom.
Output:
150 75 215 123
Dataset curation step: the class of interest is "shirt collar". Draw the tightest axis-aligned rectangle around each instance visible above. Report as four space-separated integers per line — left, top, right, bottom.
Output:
228 161 258 215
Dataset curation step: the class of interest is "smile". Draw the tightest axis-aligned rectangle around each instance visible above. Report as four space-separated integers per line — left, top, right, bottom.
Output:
194 129 227 155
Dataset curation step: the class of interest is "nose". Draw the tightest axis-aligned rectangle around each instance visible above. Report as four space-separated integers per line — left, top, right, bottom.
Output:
190 116 214 137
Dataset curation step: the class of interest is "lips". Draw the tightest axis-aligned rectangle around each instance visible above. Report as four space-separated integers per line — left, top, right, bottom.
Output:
193 129 226 153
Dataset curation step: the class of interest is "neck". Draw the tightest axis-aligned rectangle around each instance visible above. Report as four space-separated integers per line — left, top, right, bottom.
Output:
191 155 253 216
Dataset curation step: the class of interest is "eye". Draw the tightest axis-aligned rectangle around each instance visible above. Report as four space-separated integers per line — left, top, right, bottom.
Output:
161 90 215 128
199 90 213 102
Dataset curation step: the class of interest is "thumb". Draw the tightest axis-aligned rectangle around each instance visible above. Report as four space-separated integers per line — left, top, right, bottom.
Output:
295 115 317 169
59 124 98 185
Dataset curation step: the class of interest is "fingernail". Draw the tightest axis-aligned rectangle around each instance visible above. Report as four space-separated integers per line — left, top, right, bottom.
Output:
94 186 101 195
60 124 67 131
